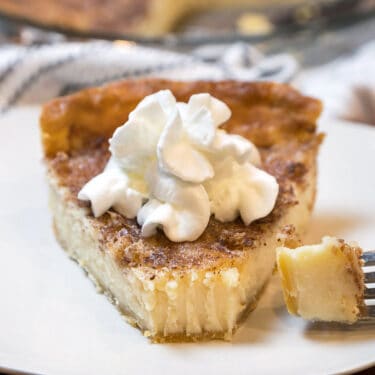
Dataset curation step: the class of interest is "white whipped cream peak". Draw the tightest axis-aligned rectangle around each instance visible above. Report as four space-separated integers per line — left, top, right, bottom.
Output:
78 158 144 219
204 158 278 224
78 90 279 242
137 165 210 241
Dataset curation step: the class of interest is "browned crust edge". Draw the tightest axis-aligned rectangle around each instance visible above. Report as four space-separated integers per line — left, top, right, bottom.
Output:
40 79 322 157
337 239 365 318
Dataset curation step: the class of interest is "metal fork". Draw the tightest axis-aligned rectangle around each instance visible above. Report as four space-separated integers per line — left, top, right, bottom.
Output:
362 250 375 318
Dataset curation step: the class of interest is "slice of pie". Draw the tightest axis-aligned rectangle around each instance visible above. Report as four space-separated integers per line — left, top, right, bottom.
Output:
40 79 322 342
276 236 365 324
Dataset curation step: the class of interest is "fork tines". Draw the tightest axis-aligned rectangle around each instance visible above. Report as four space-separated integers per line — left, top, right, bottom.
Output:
362 250 375 318
364 271 375 284
364 287 375 299
362 251 375 266
364 305 375 317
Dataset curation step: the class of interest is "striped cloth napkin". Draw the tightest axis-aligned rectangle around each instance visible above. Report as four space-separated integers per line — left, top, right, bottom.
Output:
0 41 298 114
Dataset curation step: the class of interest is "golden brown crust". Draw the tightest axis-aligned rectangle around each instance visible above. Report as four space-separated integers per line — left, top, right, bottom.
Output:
336 239 365 310
43 79 322 271
40 79 322 157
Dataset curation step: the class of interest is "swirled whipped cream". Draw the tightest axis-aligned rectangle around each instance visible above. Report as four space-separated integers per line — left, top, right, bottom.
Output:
78 90 279 242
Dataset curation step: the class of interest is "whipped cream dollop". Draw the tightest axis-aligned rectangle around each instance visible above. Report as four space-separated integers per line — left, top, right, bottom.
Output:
78 90 279 242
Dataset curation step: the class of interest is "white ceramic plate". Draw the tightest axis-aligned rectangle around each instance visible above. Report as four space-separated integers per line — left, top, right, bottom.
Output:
0 107 374 375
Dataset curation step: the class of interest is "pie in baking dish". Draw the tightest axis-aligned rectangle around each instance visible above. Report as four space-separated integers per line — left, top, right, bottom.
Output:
0 0 304 36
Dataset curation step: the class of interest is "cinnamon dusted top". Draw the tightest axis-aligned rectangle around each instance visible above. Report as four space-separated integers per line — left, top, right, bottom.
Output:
43 79 323 270
48 137 322 270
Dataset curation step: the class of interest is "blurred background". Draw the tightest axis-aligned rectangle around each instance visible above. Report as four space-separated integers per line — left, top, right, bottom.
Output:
0 0 374 66
1 0 375 123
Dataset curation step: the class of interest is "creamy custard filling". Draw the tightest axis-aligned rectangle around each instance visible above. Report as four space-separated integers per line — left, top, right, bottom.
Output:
276 237 365 323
